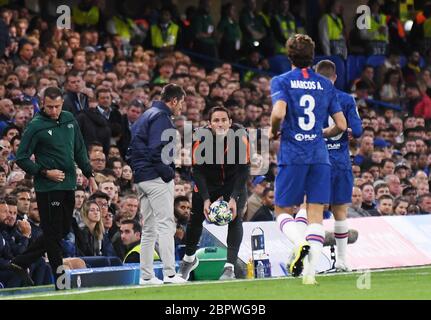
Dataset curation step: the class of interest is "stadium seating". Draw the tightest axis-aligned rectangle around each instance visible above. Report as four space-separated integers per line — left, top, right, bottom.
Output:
346 55 367 87
268 55 292 75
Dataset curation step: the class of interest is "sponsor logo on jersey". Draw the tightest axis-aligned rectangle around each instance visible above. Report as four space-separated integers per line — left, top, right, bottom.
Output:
295 133 317 141
68 124 74 129
327 143 341 150
48 130 52 136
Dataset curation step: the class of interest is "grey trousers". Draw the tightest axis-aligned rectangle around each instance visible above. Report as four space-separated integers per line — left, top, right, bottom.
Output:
136 178 176 279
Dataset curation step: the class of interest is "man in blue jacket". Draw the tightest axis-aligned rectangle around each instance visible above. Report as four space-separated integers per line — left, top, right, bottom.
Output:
128 84 187 285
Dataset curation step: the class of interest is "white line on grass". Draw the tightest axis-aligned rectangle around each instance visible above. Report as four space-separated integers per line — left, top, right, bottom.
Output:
3 265 431 300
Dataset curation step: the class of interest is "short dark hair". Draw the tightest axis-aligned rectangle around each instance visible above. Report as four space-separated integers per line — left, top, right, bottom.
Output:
315 60 336 79
160 84 186 103
121 219 142 234
375 183 389 195
174 195 190 207
88 190 110 202
286 34 315 68
208 106 231 121
96 88 111 99
12 185 31 196
5 195 17 206
378 194 393 203
43 87 63 100
262 187 273 198
66 69 81 82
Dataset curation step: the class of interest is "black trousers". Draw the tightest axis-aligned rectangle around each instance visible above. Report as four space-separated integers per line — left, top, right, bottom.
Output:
12 190 75 289
185 187 246 264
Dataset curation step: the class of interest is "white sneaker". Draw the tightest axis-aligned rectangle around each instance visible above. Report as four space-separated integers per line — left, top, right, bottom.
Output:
139 277 163 285
302 275 319 285
335 261 352 272
164 274 187 284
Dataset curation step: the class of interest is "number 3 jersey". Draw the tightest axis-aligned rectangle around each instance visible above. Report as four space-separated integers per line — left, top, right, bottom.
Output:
270 67 342 165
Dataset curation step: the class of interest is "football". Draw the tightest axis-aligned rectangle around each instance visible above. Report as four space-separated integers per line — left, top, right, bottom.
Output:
208 200 233 226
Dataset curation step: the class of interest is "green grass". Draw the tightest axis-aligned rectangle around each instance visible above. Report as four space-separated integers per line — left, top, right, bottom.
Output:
14 267 431 300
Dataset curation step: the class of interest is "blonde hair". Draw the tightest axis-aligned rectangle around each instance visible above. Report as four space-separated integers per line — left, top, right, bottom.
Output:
81 200 104 241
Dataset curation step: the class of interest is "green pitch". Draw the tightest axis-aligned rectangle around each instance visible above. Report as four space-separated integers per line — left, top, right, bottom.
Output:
10 267 431 300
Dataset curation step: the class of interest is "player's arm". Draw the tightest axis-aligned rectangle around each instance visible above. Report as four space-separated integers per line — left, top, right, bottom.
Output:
270 100 287 139
269 76 287 139
347 99 363 138
323 86 347 138
323 111 347 138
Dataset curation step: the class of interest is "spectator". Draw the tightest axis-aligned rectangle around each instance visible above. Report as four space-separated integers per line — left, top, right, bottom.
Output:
402 51 422 84
0 199 33 288
77 92 112 155
118 164 134 194
393 197 409 215
354 136 374 166
76 200 115 257
118 100 144 159
251 187 275 221
375 182 390 199
149 7 179 53
73 186 86 228
380 158 395 177
271 0 301 55
379 69 403 105
13 40 33 66
192 0 217 60
369 194 394 216
318 0 347 58
118 194 140 221
361 182 376 212
62 70 89 116
244 175 268 221
360 0 388 55
0 99 15 135
90 150 106 173
417 193 431 214
95 88 123 141
240 0 267 56
217 3 242 62
348 186 371 218
385 174 402 198
174 195 191 245
413 82 431 120
120 219 142 263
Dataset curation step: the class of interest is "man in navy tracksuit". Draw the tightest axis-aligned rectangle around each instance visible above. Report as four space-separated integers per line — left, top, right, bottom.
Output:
128 84 187 285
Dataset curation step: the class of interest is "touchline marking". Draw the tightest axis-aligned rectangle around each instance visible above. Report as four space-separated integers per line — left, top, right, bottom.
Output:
3 265 431 300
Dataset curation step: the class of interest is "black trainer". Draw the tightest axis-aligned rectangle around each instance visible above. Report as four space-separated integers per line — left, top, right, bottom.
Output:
178 257 199 281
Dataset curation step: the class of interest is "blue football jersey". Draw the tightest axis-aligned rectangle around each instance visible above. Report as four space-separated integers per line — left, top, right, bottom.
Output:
270 68 342 165
324 89 363 170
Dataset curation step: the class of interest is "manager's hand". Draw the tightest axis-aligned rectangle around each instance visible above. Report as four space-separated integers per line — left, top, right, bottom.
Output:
228 198 237 221
203 199 211 221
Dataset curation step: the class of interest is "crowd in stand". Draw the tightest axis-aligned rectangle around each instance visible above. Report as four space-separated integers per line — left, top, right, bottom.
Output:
1 0 431 288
